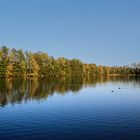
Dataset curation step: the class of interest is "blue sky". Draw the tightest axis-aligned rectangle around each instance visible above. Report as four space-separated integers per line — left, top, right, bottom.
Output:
0 0 140 66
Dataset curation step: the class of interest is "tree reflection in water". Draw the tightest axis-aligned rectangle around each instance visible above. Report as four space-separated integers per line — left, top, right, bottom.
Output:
0 76 140 107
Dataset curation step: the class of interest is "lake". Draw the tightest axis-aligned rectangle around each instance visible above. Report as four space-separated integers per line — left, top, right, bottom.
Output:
0 76 140 140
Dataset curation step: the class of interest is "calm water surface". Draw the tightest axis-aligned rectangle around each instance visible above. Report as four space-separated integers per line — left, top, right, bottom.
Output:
0 77 140 140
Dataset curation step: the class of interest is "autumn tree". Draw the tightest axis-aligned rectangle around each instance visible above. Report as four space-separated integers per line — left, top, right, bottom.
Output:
25 51 40 77
0 46 9 77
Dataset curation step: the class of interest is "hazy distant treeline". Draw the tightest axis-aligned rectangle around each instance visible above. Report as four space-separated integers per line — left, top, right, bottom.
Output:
0 46 140 77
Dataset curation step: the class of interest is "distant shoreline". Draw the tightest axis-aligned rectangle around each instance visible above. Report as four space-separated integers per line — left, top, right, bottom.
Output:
0 46 140 78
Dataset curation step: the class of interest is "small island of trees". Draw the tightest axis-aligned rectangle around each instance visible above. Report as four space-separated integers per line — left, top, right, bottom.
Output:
0 46 140 78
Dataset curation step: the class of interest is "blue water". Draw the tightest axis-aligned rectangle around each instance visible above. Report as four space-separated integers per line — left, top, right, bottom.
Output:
0 77 140 140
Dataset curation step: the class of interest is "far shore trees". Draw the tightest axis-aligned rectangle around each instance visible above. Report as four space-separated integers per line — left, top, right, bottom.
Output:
0 46 140 78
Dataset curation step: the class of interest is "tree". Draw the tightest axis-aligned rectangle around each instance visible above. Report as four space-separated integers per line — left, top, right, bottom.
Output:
0 46 9 77
25 52 40 77
103 66 110 75
97 65 104 76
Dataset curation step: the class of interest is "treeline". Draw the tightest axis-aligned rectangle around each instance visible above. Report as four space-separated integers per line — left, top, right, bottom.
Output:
0 46 140 77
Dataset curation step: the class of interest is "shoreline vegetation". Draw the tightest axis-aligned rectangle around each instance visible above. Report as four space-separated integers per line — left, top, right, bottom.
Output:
0 46 140 78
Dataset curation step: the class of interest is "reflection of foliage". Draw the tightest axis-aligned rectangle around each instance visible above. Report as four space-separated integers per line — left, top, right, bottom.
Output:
0 76 140 107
